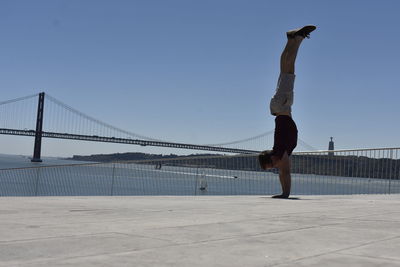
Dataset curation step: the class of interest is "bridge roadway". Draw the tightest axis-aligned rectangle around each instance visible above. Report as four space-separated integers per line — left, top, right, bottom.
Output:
0 128 260 154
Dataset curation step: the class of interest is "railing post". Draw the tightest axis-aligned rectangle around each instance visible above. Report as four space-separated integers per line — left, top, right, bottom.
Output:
194 167 199 196
34 168 40 196
111 163 116 196
388 149 393 194
31 92 45 162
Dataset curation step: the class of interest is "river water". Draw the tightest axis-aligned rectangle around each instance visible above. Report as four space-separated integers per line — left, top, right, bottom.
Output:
0 154 399 196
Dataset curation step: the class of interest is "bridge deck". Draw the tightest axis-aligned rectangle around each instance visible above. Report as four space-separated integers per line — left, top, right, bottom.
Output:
0 195 399 266
0 128 259 154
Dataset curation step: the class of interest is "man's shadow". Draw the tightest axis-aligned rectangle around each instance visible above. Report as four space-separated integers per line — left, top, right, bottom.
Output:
259 196 301 200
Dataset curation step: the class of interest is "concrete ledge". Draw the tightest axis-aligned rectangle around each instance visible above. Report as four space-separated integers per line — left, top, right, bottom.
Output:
0 195 399 266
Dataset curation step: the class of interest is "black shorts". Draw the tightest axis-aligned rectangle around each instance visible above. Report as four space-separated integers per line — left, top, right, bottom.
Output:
272 115 298 159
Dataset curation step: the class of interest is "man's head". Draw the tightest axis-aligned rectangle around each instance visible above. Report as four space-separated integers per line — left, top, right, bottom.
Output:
258 150 275 170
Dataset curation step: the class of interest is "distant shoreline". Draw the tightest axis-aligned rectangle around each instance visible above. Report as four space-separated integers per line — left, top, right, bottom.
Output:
70 152 400 180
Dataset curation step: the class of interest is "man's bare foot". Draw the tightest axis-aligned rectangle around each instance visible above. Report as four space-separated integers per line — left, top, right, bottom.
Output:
272 194 289 199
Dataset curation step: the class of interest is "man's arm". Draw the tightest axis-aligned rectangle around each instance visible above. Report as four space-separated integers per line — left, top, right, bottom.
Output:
278 152 291 197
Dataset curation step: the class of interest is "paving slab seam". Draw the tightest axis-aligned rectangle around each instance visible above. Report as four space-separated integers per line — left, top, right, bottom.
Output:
142 217 291 231
10 212 330 231
275 252 400 267
277 213 400 222
269 235 400 267
144 218 356 235
137 210 395 232
248 209 390 219
311 220 400 231
337 218 400 223
346 210 400 218
337 250 400 262
278 214 400 222
117 222 357 249
0 240 190 267
111 231 179 244
24 215 282 228
0 215 197 227
0 231 141 244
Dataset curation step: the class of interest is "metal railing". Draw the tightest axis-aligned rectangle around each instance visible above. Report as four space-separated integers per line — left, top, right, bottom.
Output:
0 148 399 196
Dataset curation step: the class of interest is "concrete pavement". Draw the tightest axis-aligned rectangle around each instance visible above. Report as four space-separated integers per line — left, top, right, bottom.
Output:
0 195 399 266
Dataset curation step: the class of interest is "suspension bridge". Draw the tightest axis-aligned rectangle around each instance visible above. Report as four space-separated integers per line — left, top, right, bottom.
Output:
0 92 317 162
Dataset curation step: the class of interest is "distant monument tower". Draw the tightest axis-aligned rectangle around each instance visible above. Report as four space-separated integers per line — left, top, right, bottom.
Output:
328 137 334 156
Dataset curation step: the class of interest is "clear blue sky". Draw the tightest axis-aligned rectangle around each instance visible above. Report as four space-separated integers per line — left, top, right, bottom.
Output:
1 0 400 157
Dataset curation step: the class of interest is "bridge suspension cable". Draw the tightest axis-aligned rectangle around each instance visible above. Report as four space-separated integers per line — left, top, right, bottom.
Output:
0 93 39 106
46 94 163 142
204 130 275 147
297 139 318 151
205 132 318 151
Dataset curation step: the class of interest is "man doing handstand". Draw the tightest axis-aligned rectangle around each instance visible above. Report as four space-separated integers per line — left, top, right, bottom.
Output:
259 25 316 198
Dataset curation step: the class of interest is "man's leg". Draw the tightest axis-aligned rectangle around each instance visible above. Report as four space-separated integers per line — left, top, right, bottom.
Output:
281 25 316 74
280 36 303 74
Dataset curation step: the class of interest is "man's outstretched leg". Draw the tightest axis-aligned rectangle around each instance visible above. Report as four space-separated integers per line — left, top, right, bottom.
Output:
280 36 303 74
281 25 316 74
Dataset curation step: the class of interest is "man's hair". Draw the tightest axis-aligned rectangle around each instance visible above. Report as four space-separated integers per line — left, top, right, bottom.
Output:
258 150 273 169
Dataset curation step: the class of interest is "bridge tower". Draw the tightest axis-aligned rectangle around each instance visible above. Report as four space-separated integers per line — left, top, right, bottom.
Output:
31 92 45 162
328 137 334 157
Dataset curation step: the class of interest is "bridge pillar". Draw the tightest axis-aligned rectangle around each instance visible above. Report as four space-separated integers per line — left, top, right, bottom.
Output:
328 137 334 157
31 92 45 163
